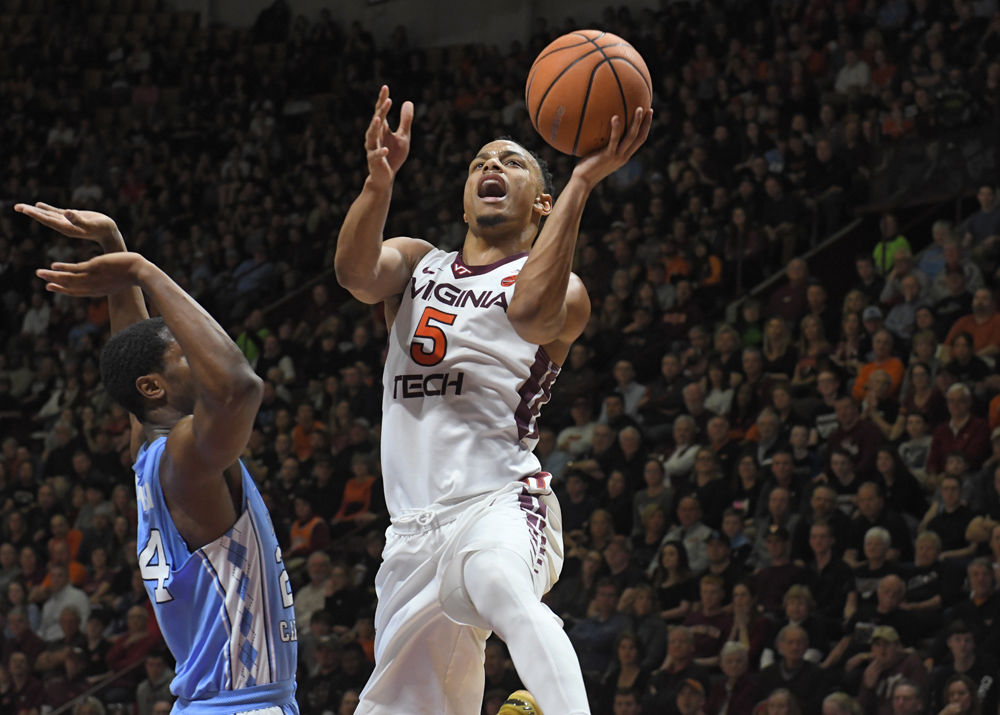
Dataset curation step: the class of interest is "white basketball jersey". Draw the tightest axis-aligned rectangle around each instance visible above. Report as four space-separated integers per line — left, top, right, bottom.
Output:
381 248 559 516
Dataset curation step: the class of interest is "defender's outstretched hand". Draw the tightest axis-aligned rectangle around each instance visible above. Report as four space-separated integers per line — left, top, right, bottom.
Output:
37 252 146 298
15 202 122 248
572 107 653 189
365 85 414 189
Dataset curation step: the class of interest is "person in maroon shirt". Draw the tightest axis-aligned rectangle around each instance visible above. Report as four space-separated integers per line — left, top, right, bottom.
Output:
0 651 45 713
706 641 760 715
926 383 990 479
826 396 884 480
683 574 733 667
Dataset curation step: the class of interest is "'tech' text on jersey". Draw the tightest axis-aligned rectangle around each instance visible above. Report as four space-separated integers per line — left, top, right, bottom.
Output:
133 437 298 712
381 249 559 515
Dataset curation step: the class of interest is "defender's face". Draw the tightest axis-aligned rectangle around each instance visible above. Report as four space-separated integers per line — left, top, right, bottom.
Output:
463 140 549 233
159 339 196 414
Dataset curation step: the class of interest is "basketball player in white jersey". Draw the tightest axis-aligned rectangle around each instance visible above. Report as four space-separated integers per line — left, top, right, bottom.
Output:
335 85 651 715
21 203 298 714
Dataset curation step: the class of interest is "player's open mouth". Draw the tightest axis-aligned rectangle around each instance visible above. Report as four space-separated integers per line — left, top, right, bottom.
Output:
477 175 507 202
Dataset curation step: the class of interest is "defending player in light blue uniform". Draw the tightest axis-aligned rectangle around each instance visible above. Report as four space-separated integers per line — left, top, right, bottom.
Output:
21 202 298 715
135 437 298 713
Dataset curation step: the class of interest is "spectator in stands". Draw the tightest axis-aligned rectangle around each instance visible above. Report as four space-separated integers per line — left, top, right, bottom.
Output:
948 558 1000 655
941 287 1000 364
926 384 991 478
853 330 905 403
961 185 1000 254
36 564 90 642
856 625 929 715
569 578 628 682
827 397 883 481
756 624 828 712
135 650 175 715
754 524 806 616
0 650 44 713
644 625 710 714
928 620 999 715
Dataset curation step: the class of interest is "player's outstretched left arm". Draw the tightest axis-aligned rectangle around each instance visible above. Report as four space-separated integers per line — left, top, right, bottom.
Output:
507 108 652 356
38 253 262 544
16 202 151 459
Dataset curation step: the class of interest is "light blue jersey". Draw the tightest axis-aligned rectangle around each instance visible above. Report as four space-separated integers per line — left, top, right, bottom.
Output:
134 436 298 714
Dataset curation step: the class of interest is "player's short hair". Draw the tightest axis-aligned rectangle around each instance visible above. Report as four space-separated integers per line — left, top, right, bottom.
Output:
100 317 172 421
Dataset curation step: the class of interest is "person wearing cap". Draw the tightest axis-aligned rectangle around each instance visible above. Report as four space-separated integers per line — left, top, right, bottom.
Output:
674 677 708 715
753 523 807 616
856 625 929 715
928 620 999 714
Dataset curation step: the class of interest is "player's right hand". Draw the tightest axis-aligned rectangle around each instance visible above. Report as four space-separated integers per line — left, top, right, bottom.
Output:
15 202 122 248
365 85 414 190
36 252 147 298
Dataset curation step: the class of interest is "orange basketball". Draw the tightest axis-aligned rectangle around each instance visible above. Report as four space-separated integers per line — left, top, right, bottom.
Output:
525 30 652 157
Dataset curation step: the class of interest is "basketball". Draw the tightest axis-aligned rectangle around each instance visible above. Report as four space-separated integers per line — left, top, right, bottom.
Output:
525 30 652 157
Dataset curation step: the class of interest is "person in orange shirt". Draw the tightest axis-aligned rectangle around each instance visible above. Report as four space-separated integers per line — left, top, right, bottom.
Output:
47 513 83 563
942 287 1000 363
291 402 327 462
852 329 905 402
331 453 380 532
288 492 331 562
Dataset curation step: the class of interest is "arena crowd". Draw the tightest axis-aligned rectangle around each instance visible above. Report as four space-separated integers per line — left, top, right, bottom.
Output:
1 0 1000 714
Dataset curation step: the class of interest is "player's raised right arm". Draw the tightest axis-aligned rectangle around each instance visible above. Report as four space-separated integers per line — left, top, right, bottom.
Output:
335 85 432 303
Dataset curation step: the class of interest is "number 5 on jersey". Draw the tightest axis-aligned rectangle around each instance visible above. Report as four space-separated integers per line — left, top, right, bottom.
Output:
410 307 457 366
139 529 174 603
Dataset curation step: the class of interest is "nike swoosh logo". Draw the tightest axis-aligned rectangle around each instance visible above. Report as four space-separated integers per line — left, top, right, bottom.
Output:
422 267 435 274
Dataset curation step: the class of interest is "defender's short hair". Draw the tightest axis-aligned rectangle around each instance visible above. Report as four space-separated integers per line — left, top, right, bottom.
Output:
99 317 172 421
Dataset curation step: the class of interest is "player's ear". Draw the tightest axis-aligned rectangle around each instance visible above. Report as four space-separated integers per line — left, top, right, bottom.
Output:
463 212 468 224
534 192 553 216
136 374 165 401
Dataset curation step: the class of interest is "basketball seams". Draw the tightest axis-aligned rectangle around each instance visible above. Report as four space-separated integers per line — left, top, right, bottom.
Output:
526 45 634 111
582 36 633 140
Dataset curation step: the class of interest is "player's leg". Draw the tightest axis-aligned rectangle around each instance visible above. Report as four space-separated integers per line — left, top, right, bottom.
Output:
464 547 590 715
358 529 489 715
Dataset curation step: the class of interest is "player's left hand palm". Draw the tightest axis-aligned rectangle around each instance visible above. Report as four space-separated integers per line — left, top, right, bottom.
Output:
15 202 120 245
36 252 145 298
572 107 653 187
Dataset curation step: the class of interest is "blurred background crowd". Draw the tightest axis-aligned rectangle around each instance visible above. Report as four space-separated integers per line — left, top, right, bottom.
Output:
0 0 999 714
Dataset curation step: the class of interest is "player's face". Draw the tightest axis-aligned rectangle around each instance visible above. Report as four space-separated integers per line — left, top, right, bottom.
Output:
158 338 196 414
463 140 549 235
